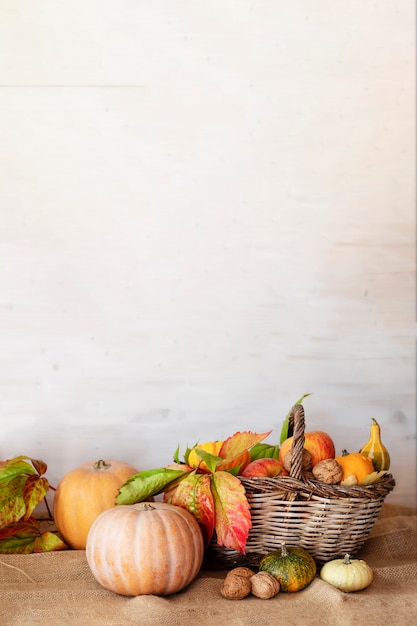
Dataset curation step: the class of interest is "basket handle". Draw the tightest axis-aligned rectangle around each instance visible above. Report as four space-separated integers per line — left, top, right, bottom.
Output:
288 404 306 481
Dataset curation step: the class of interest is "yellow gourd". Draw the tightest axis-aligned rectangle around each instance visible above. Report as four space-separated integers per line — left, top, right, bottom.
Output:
359 418 390 471
187 441 223 471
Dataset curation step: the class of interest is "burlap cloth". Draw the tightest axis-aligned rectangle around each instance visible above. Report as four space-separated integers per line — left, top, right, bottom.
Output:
0 503 415 626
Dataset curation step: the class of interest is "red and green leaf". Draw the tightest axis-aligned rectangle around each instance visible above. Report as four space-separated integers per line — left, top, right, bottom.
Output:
22 475 49 520
210 471 251 554
164 472 215 547
0 475 27 526
0 455 64 554
0 517 67 554
218 430 271 467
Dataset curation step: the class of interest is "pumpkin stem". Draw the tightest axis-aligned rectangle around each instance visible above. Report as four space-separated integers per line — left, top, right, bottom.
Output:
280 542 289 558
341 449 349 457
93 460 112 471
137 502 155 511
343 554 351 565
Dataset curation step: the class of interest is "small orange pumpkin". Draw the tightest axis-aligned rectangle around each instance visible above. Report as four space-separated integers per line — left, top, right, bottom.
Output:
86 502 204 596
334 450 374 485
53 459 139 549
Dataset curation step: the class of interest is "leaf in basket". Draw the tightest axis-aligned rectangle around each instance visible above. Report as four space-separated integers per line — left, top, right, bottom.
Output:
279 393 312 444
359 471 388 485
218 430 271 465
164 472 215 547
250 442 280 461
340 474 358 486
210 470 251 554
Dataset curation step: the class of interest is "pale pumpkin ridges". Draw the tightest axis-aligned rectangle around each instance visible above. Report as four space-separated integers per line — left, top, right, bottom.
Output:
86 502 204 597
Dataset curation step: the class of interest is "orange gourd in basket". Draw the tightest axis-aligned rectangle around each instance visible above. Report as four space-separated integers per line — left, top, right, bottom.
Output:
334 451 374 485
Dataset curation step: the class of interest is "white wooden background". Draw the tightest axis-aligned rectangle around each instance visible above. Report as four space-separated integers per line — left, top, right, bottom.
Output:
1 2 415 507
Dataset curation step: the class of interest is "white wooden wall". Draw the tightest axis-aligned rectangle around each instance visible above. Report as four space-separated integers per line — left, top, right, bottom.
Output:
1 2 415 507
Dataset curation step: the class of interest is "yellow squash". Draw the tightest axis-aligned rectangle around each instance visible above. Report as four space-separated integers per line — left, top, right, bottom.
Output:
359 418 390 471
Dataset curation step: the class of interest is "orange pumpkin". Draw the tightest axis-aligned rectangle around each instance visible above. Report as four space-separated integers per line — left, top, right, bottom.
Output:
53 459 138 549
86 502 204 596
334 451 374 485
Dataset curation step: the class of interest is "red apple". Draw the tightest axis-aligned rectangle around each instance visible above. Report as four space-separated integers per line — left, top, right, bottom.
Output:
240 458 288 478
279 430 335 468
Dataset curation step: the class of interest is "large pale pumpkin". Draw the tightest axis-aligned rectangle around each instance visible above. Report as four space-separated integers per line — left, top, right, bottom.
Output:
86 502 204 596
53 459 138 549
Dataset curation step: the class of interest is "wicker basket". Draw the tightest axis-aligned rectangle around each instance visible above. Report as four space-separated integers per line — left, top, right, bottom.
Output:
210 404 395 567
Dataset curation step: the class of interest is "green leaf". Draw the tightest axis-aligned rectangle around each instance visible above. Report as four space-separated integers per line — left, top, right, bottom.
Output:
0 533 36 554
279 393 312 444
173 444 181 464
33 532 67 552
210 471 251 554
0 458 37 484
250 443 280 461
193 449 222 474
164 473 215 548
115 467 191 505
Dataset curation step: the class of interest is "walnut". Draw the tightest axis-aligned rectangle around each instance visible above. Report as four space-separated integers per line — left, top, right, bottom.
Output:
250 572 280 599
312 458 343 484
220 573 252 600
283 448 313 472
226 567 256 579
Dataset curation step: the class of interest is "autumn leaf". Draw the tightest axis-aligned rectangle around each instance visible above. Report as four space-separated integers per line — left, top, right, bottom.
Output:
0 457 37 486
0 455 65 554
0 475 28 526
0 517 40 540
33 531 67 552
116 467 191 505
22 475 49 520
30 459 48 476
0 517 67 554
164 472 215 548
210 471 251 554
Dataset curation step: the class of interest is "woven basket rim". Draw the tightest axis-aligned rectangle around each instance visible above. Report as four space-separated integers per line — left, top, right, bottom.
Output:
239 472 395 501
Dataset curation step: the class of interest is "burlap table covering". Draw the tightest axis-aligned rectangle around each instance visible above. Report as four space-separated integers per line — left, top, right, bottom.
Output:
0 503 415 626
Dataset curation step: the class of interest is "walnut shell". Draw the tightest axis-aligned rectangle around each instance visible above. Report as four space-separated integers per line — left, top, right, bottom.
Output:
220 573 252 600
250 572 280 599
226 567 256 579
283 448 313 472
312 458 343 484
